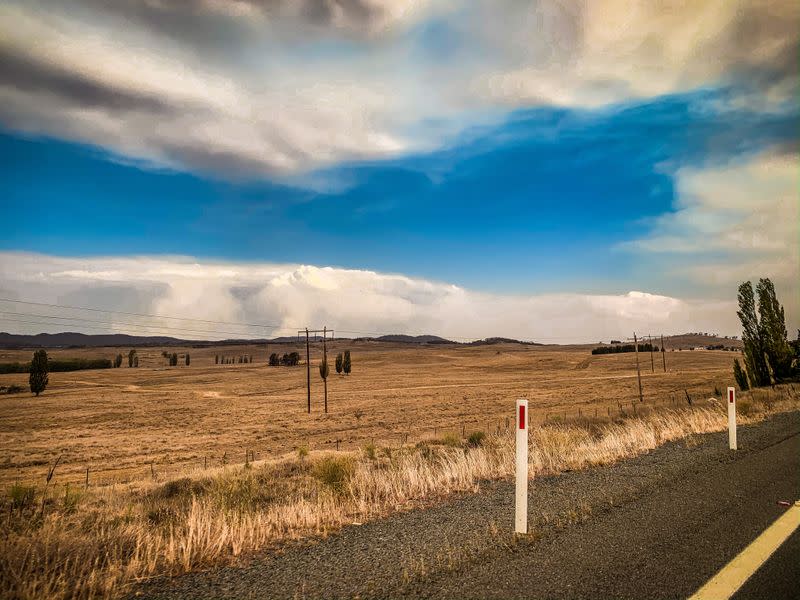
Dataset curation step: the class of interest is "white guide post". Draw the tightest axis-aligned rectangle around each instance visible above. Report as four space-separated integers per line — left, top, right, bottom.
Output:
727 387 737 450
515 398 529 534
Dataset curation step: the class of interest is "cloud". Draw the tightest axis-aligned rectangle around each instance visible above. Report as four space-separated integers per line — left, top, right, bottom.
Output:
0 253 753 342
621 150 799 324
480 0 799 109
0 0 797 177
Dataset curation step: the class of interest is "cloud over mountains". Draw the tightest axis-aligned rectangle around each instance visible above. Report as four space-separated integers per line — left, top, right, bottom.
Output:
0 252 746 342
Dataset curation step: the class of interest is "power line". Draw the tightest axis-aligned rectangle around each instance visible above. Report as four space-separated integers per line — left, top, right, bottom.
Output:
0 297 284 330
0 310 272 339
0 316 247 341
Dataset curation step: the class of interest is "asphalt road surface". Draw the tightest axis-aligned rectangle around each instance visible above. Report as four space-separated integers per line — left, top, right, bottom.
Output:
138 411 800 599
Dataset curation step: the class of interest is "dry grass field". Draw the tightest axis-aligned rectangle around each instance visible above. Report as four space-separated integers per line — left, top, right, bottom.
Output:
1 340 745 488
2 339 798 600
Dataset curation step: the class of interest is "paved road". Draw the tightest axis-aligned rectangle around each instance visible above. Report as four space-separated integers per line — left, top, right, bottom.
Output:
138 411 799 599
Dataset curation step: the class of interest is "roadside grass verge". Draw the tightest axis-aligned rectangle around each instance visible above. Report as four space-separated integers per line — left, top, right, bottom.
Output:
2 386 798 600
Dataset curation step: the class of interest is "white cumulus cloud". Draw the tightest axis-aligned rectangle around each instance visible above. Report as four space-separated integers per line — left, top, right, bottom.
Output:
0 253 749 342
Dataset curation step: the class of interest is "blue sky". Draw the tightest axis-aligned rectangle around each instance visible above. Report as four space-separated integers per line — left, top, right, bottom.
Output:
0 1 797 340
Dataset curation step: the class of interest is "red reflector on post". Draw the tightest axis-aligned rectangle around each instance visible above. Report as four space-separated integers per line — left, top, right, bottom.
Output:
519 405 525 429
729 389 734 403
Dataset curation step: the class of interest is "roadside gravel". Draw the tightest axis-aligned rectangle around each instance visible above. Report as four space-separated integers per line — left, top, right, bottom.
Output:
136 411 800 599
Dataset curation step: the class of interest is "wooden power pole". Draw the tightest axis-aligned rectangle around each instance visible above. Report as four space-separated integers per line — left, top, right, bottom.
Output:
305 328 310 413
323 325 328 413
634 332 643 402
661 334 667 372
298 327 334 414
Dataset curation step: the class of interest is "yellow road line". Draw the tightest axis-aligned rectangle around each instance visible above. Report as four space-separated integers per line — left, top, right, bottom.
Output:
689 501 800 600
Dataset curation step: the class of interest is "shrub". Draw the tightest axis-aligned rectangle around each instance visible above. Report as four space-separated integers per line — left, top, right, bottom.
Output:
133 356 139 368
343 350 351 375
313 456 354 493
170 353 178 366
335 353 343 374
297 445 309 460
440 433 462 447
269 353 280 366
128 349 137 368
29 349 48 396
114 354 123 368
737 400 754 417
8 483 36 511
4 385 24 394
467 431 485 447
362 443 377 460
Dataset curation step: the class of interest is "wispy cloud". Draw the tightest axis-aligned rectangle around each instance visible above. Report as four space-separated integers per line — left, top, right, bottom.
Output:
0 252 747 341
0 0 796 177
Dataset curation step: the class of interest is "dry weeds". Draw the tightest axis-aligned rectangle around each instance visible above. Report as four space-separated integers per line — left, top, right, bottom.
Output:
2 385 797 600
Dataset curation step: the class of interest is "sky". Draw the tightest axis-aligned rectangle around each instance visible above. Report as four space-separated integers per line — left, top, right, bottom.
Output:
0 0 798 342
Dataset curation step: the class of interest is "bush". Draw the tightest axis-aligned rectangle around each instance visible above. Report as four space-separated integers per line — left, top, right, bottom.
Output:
313 456 354 493
737 400 754 418
362 443 377 460
335 353 343 374
128 349 137 368
467 431 485 447
343 350 352 375
29 349 48 396
114 354 123 368
8 483 36 512
269 353 280 366
440 433 461 447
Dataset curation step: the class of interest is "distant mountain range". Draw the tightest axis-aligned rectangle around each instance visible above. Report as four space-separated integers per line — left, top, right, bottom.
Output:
0 331 543 348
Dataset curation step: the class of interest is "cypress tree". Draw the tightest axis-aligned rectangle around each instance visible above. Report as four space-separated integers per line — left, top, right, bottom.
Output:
215 355 219 365
29 349 49 396
128 349 137 368
756 278 793 381
185 353 190 366
343 350 351 375
133 356 139 368
335 353 343 375
737 281 770 387
171 352 178 366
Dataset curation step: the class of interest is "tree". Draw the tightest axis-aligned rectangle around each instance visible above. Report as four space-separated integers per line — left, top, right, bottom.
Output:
343 350 351 375
269 353 280 366
215 355 219 365
185 353 190 366
128 349 137 368
29 349 49 396
114 354 123 368
737 282 770 387
733 358 750 391
319 359 329 380
335 353 343 375
171 353 178 366
133 356 139 368
756 278 793 381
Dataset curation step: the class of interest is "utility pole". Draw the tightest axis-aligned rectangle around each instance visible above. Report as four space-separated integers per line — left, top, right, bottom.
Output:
323 325 328 414
305 328 310 413
661 334 667 372
649 333 655 373
298 328 334 414
634 332 643 402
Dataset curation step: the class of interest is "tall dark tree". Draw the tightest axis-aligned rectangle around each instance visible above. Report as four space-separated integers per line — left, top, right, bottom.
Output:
756 278 793 381
733 358 749 391
343 350 351 375
215 355 219 365
185 353 190 366
269 353 280 366
128 349 137 368
29 349 49 396
114 354 123 368
335 352 343 375
133 356 139 368
171 352 178 366
737 281 770 387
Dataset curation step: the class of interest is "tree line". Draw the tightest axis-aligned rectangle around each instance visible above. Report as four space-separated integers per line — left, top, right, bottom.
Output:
591 343 660 355
734 278 799 390
216 354 253 365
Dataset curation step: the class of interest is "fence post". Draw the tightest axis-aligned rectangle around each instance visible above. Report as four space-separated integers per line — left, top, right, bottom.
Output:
727 387 737 450
515 398 529 534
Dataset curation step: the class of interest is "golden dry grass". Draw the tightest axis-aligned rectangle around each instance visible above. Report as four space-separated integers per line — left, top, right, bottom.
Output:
1 380 797 600
0 342 748 487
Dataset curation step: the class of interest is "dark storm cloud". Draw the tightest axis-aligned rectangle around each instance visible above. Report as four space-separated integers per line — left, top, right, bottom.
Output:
0 47 173 114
